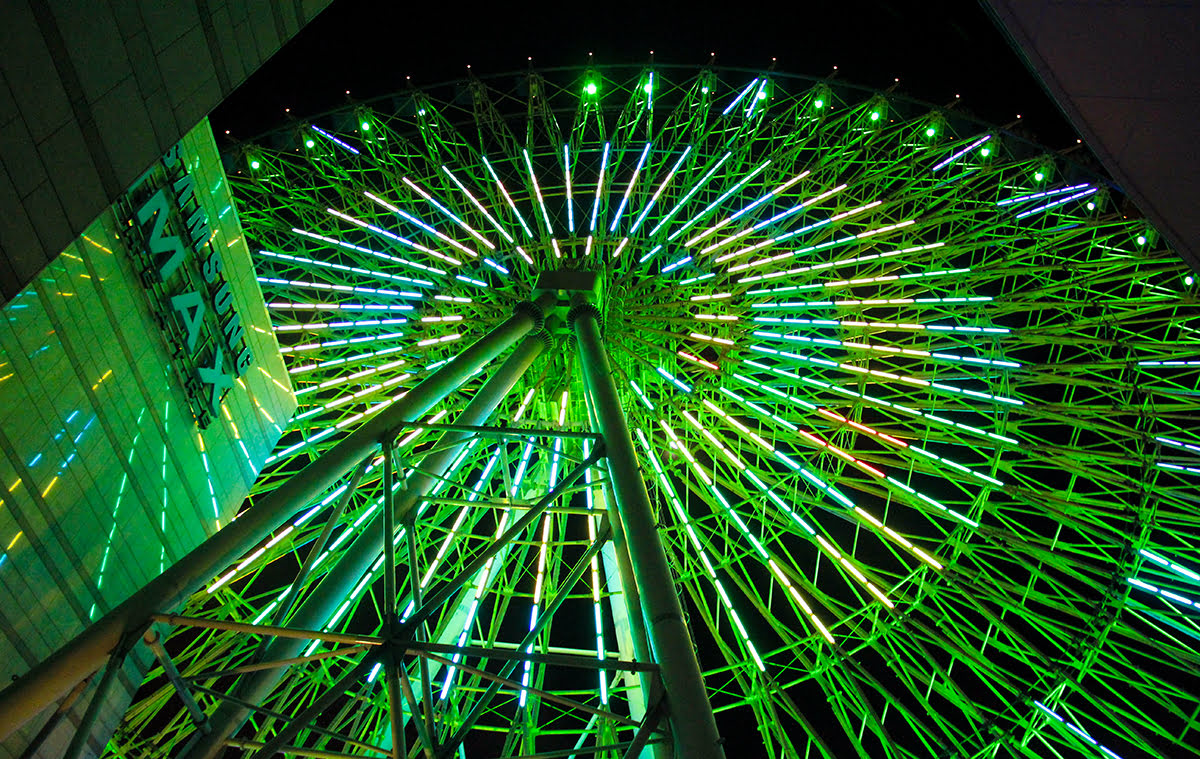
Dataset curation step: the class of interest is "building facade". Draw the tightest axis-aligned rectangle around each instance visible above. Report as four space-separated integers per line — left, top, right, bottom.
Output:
0 120 294 758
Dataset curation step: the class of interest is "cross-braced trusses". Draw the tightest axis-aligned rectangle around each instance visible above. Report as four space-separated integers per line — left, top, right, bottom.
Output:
115 66 1200 759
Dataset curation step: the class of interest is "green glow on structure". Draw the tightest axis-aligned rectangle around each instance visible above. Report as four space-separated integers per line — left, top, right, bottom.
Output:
121 65 1194 759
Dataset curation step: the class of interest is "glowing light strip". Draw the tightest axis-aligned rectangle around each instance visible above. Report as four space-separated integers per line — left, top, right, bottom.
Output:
281 329 407 353
638 145 710 234
704 179 830 259
718 384 975 526
289 343 406 376
741 358 1015 447
884 474 978 527
482 155 534 239
1139 548 1200 582
360 193 476 261
610 142 652 232
745 79 769 117
1139 359 1200 367
685 170 814 247
1015 187 1098 219
292 373 412 421
997 183 1091 207
752 315 1008 334
310 125 360 154
563 145 575 233
441 166 515 244
520 507 554 706
666 158 770 241
582 440 608 703
275 319 409 333
931 134 991 171
637 428 772 662
731 217 914 273
1033 701 1126 759
268 302 414 312
296 358 408 396
750 295 992 309
722 78 760 116
522 148 554 236
441 446 509 698
290 227 443 278
400 178 492 253
257 249 433 289
513 388 536 422
258 276 417 298
662 256 692 273
703 399 944 570
1128 576 1200 608
752 330 1019 368
749 344 1023 405
666 417 895 611
1155 436 1200 455
688 331 734 347
651 152 735 237
648 427 835 648
737 242 946 284
655 366 692 393
590 142 610 233
746 267 971 296
1157 462 1200 477
677 350 718 371
629 380 654 410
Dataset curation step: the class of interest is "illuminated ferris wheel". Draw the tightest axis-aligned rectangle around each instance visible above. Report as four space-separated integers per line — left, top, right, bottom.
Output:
117 66 1200 759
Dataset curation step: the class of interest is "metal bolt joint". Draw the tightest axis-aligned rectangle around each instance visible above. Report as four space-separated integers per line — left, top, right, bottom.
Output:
512 300 546 331
566 301 601 325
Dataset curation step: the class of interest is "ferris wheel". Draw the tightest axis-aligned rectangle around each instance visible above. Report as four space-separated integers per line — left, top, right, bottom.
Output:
111 65 1200 759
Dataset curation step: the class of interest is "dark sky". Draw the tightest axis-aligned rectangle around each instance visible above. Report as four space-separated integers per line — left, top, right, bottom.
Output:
213 0 1076 148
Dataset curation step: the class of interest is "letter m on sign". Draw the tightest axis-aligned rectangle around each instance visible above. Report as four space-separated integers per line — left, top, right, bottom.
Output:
137 188 189 281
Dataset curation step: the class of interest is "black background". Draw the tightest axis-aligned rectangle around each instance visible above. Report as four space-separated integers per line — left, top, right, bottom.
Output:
213 0 1075 150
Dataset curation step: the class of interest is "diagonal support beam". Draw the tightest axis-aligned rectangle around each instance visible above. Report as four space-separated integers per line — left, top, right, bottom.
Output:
570 294 726 759
397 448 602 634
182 318 552 759
436 521 613 755
0 294 555 739
250 654 380 759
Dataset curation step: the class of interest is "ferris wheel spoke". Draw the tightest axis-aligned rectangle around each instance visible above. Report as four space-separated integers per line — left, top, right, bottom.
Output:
96 66 1199 759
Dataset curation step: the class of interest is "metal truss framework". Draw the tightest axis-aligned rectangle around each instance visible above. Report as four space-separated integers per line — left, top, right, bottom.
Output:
7 65 1200 759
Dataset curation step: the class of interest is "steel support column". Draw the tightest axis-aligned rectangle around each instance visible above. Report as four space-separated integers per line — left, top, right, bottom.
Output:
0 294 552 740
569 295 725 759
182 327 552 759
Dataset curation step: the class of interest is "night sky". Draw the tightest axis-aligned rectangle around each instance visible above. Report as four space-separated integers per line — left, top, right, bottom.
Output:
213 0 1076 150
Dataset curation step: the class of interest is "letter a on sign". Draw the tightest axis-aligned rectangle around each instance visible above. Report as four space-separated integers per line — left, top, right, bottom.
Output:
137 188 189 281
199 347 234 415
170 291 207 353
